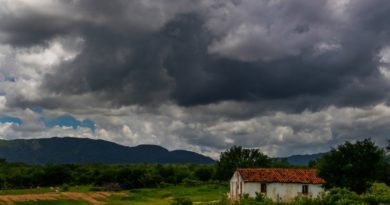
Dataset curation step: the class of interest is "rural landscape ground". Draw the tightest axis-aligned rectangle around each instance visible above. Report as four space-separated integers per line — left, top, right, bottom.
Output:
0 184 227 205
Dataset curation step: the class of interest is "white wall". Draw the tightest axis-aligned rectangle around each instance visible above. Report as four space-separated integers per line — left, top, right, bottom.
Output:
229 171 244 200
241 182 324 202
266 183 324 202
243 182 261 198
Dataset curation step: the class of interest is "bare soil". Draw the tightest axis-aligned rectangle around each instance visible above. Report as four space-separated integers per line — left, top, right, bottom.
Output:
0 192 115 205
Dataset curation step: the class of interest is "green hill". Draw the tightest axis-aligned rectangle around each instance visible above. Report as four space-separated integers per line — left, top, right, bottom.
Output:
0 137 214 164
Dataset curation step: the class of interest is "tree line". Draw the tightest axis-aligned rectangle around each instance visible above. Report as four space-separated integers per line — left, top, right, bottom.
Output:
0 163 216 190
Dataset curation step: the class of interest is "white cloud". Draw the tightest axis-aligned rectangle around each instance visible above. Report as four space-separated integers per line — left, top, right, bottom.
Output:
16 38 82 68
378 46 390 79
0 101 389 158
0 36 83 107
205 0 337 61
0 96 6 110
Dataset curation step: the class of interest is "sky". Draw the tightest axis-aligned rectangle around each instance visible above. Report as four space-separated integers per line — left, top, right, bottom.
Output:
0 0 389 158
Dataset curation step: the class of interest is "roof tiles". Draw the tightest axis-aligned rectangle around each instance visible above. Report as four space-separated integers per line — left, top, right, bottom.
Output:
237 168 325 184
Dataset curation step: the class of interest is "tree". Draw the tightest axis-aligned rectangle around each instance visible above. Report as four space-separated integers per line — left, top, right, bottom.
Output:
384 140 390 185
318 139 386 193
42 165 73 186
215 146 271 180
194 166 214 181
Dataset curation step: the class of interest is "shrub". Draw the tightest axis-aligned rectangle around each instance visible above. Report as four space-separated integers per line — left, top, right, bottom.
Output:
362 183 390 205
170 197 193 205
103 182 121 192
194 167 214 181
322 188 365 205
61 183 70 191
182 178 201 186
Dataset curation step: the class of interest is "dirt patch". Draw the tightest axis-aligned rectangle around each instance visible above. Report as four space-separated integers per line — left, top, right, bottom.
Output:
0 192 116 205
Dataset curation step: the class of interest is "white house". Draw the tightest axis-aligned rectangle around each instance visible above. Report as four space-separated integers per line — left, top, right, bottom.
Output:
230 168 325 202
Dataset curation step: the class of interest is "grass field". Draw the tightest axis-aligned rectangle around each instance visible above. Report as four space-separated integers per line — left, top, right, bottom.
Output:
0 183 228 205
107 183 228 205
0 188 53 195
0 186 91 195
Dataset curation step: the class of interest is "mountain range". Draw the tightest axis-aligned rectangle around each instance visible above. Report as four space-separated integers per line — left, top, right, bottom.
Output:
0 137 324 165
0 137 214 164
279 153 325 166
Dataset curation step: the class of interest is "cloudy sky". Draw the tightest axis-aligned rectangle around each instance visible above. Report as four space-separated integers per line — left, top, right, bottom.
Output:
0 0 389 158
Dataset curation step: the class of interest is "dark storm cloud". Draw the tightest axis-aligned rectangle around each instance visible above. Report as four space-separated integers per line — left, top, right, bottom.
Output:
0 14 74 47
2 0 390 113
44 26 173 106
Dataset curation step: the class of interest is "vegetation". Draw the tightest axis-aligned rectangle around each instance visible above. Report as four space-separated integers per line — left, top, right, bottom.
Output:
317 139 387 193
0 162 219 190
106 183 227 205
176 183 389 205
0 146 282 190
215 146 272 180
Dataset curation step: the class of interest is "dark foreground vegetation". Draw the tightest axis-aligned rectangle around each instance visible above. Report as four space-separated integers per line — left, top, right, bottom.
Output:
0 161 218 190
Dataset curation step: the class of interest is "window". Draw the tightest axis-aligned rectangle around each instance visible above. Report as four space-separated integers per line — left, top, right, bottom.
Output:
261 183 267 193
302 185 309 195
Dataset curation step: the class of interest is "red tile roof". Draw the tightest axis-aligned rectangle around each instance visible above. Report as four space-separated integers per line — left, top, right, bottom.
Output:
237 168 325 184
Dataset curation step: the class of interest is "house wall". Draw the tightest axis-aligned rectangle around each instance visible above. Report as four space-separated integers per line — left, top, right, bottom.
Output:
241 182 324 202
229 171 244 200
267 183 324 201
243 182 261 198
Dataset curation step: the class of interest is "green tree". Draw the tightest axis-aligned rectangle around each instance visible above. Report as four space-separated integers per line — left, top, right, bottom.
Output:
194 166 214 181
318 139 386 193
215 146 271 180
384 140 390 185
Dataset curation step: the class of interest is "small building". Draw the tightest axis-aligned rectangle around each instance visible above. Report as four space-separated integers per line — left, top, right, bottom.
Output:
230 168 325 202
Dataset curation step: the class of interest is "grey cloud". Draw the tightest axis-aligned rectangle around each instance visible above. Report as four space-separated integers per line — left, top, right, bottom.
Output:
1 0 389 112
1 0 390 157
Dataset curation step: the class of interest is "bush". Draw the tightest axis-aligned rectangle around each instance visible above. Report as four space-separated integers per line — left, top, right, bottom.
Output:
322 188 365 205
61 183 70 191
194 167 214 181
103 182 121 192
362 183 390 205
170 197 192 205
182 178 201 186
0 176 5 189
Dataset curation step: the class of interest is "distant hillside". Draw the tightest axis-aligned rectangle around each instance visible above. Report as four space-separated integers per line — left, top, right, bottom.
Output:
278 153 325 166
0 137 214 164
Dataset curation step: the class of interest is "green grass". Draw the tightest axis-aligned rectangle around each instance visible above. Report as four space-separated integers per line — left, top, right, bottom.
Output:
0 187 52 195
68 185 93 193
106 183 228 205
14 200 90 205
0 185 92 195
